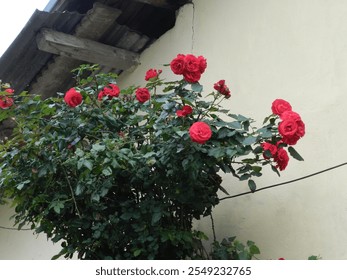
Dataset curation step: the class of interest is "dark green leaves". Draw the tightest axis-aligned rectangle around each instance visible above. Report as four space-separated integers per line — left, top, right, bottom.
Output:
248 179 257 192
288 146 304 161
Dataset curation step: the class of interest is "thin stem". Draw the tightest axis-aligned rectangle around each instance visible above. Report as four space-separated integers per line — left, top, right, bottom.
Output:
210 213 217 243
61 166 82 218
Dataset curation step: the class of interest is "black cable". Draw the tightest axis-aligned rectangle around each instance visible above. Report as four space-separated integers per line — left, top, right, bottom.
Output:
0 225 31 231
219 162 347 201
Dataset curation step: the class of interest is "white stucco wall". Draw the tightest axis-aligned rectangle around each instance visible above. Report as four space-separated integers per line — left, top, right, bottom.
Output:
118 0 347 259
2 0 347 259
0 205 60 259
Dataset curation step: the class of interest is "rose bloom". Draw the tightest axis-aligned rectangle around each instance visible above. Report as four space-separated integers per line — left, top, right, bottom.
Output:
145 68 162 81
198 55 207 74
176 105 193 117
274 148 289 171
183 71 201 83
135 87 151 103
0 96 14 109
170 54 186 75
271 99 292 116
184 54 200 73
64 88 83 107
278 111 305 145
5 88 14 94
214 80 231 98
98 84 120 100
261 142 277 159
189 121 212 144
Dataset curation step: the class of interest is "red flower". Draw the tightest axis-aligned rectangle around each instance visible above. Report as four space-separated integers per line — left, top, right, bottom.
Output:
184 54 200 73
64 88 83 107
183 71 201 83
176 105 193 117
274 148 289 171
5 88 14 94
189 121 212 144
0 96 14 109
278 258 285 260
261 142 278 159
170 54 186 75
214 80 231 98
278 111 305 145
135 87 151 103
98 84 120 100
198 55 207 74
145 69 162 81
271 99 292 116
170 54 207 83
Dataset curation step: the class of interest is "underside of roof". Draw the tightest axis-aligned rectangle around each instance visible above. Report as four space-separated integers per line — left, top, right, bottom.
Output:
0 0 191 98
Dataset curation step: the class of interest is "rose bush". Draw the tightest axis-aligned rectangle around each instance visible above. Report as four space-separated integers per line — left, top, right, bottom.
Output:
0 54 305 260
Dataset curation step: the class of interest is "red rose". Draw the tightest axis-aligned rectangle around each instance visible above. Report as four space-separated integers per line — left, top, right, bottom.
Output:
98 84 120 100
183 71 201 83
198 55 207 74
261 142 278 159
214 80 231 98
189 121 212 144
135 87 151 103
271 99 292 116
64 88 83 107
0 96 14 109
170 54 185 75
278 111 305 145
274 148 289 171
145 68 162 81
5 88 14 94
184 54 200 73
176 105 193 117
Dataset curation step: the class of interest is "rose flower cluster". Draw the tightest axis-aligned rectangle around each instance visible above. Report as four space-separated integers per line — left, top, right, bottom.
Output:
0 88 14 109
43 54 305 172
262 99 306 170
170 54 207 83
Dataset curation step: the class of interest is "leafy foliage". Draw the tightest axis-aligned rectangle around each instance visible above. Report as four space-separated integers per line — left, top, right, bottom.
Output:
0 62 304 259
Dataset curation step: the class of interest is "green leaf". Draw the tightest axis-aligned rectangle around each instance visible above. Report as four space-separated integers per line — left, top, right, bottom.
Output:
243 136 257 146
271 165 281 176
92 143 106 152
288 146 304 161
248 179 257 192
208 147 225 158
151 212 162 225
83 160 93 171
249 244 260 255
102 166 112 176
191 83 203 93
133 249 142 257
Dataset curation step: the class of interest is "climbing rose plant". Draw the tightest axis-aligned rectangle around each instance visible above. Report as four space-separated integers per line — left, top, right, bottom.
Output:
0 54 305 260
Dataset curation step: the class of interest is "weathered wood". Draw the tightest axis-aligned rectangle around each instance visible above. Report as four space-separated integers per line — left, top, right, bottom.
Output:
132 0 191 8
36 28 139 69
75 3 122 39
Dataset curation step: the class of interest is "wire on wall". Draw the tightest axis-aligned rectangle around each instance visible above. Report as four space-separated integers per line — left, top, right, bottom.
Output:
219 161 347 201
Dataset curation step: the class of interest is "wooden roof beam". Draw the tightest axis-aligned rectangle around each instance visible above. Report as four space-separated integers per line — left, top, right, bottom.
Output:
132 0 191 8
36 28 139 69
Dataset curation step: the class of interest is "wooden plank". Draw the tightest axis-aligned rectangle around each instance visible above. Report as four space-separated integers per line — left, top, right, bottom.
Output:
132 0 191 8
36 28 139 69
